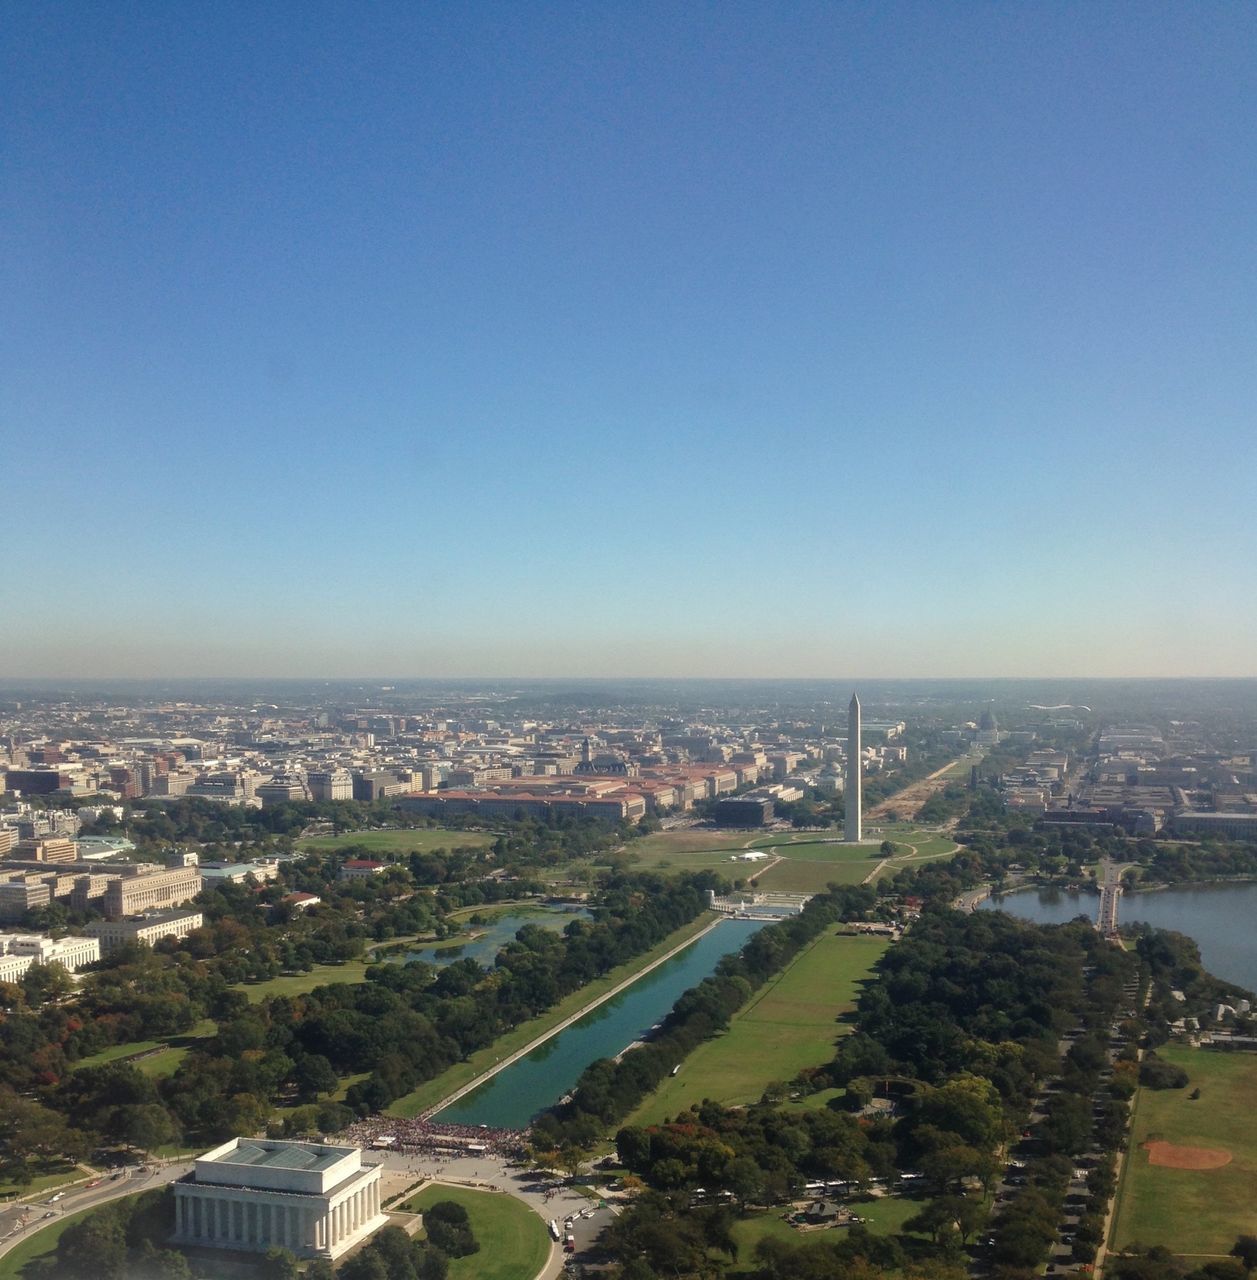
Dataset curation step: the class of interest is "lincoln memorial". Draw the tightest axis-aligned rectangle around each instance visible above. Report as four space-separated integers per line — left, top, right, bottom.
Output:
172 1137 388 1259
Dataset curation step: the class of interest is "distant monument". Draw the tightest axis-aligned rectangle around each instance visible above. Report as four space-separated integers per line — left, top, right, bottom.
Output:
845 692 862 842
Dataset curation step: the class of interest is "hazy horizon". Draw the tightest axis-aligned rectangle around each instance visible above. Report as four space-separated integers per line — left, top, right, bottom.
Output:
4 5 1254 676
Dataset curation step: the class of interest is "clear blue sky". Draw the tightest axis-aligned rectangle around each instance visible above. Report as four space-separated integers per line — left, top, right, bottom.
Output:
3 2 1255 677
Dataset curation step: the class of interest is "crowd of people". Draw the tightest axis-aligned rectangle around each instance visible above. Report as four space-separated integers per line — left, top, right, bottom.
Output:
342 1114 526 1160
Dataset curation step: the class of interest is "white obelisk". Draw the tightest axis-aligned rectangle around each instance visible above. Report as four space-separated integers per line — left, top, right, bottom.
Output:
845 692 862 842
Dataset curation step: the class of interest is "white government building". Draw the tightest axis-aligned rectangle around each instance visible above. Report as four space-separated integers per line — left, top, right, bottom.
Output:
172 1138 388 1260
0 932 100 983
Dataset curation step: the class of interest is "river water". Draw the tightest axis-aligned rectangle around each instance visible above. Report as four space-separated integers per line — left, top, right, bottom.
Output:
433 917 767 1129
979 881 1257 991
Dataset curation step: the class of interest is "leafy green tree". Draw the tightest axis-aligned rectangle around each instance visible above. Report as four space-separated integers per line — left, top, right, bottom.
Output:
260 1247 300 1280
56 1206 128 1280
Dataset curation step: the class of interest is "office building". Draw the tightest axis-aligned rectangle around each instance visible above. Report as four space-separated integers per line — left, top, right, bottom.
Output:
87 909 204 953
101 864 202 920
306 769 353 802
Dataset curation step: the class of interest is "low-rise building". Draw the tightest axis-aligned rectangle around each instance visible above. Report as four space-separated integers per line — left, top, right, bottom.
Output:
86 909 204 953
0 875 52 922
13 836 77 863
339 859 387 881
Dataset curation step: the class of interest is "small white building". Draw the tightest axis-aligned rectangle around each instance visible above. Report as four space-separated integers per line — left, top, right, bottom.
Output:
172 1138 387 1260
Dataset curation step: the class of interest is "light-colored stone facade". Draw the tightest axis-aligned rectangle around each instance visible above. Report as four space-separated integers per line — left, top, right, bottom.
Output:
172 1138 386 1260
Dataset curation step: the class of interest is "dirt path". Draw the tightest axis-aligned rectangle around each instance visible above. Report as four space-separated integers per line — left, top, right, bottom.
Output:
865 753 973 821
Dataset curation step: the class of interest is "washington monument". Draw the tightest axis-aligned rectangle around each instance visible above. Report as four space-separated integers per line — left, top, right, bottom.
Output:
845 692 862 842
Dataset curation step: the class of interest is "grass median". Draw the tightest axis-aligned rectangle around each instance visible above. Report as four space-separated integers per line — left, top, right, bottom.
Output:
625 928 888 1126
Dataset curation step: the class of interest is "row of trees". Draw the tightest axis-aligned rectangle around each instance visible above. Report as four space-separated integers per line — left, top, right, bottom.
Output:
534 883 877 1154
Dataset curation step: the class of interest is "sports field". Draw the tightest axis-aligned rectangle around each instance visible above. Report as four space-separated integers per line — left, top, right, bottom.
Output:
403 1184 550 1280
625 928 888 1126
1110 1044 1257 1256
298 827 495 854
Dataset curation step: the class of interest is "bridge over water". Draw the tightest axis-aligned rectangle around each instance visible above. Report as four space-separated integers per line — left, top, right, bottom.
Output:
1096 859 1122 938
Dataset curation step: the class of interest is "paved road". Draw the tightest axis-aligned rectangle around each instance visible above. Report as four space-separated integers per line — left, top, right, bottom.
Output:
0 1161 192 1263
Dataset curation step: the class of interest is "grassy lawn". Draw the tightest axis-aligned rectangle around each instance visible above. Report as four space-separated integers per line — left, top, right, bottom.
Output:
1111 1043 1257 1256
235 959 372 1002
625 827 954 895
73 1018 217 1076
630 830 755 859
386 913 718 1118
626 930 888 1125
755 859 872 892
729 1194 925 1267
445 901 553 924
0 1164 83 1202
403 1184 550 1280
0 1207 96 1280
299 828 495 854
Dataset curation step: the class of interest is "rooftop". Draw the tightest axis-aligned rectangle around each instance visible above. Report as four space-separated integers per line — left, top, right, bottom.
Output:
215 1140 348 1174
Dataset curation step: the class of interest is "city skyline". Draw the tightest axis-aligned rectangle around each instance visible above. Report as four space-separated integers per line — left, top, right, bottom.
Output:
4 4 1255 678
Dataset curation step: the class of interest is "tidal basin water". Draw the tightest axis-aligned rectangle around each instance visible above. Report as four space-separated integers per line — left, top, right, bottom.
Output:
980 880 1257 991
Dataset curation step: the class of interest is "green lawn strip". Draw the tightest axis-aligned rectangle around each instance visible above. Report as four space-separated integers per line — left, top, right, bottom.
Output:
1111 1043 1257 1255
71 1038 165 1071
0 1191 151 1280
402 1184 550 1280
626 931 888 1126
234 959 372 1002
0 1164 85 1202
783 1087 846 1113
136 1045 191 1078
386 913 719 1118
630 831 754 859
444 900 551 924
755 860 872 893
72 1018 218 1075
299 828 495 854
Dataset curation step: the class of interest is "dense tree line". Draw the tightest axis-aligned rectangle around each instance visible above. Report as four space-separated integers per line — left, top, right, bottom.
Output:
148 872 714 1135
602 910 1135 1278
